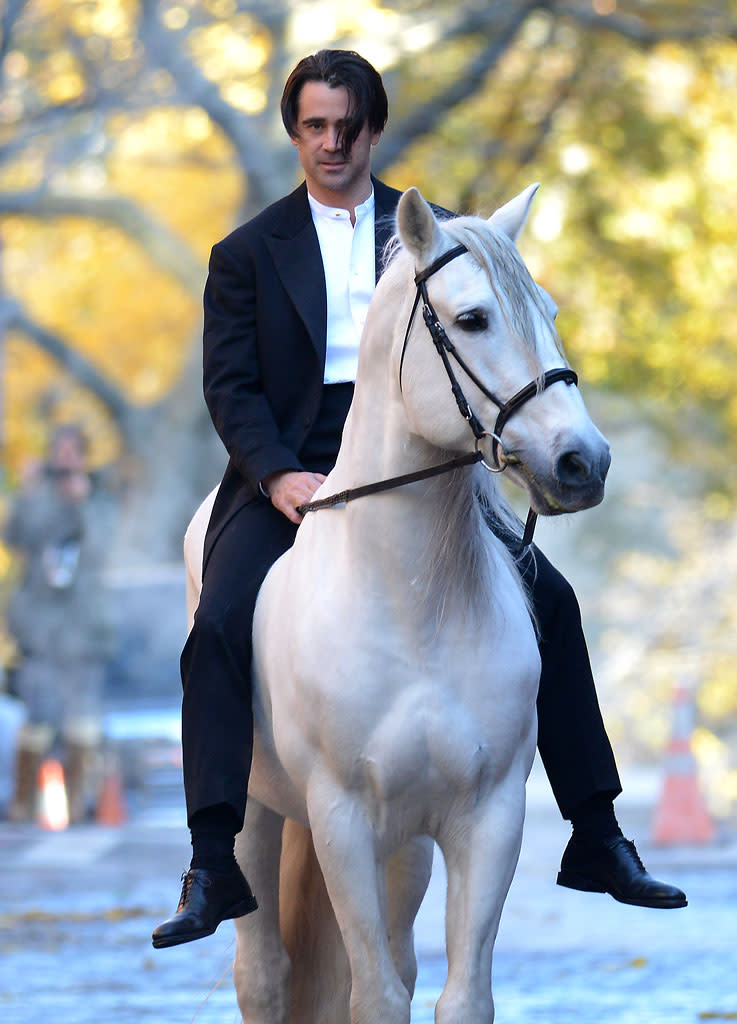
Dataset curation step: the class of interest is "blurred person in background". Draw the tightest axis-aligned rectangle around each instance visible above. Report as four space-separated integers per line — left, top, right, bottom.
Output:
4 422 114 823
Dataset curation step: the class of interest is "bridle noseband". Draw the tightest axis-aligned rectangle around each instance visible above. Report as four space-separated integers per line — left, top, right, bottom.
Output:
400 243 578 472
298 240 579 549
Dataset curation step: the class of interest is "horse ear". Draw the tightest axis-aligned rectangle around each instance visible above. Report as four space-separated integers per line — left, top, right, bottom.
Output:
489 183 540 241
397 187 444 264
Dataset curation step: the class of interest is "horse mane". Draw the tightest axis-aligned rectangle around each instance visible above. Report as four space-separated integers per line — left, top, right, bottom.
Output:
382 214 565 361
380 214 551 627
412 458 533 630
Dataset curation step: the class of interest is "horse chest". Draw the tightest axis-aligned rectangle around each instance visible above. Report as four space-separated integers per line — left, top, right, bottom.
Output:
256 525 539 833
277 613 537 822
377 642 535 765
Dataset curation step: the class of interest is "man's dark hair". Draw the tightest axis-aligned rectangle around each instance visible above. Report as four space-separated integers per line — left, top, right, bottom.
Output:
281 49 388 158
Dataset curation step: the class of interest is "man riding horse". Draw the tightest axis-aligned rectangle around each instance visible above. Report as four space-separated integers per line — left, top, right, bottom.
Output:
153 48 685 951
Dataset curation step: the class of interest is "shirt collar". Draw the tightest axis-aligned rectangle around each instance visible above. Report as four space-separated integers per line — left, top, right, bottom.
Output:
307 188 375 222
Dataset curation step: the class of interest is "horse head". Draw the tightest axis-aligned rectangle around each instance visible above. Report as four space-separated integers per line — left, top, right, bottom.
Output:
393 185 610 515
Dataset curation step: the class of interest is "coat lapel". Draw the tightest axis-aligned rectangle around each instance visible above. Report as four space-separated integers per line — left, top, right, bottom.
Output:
265 178 404 362
373 176 403 283
265 184 327 364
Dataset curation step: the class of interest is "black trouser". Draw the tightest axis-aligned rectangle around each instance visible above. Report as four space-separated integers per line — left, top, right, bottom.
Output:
181 384 621 826
517 544 621 816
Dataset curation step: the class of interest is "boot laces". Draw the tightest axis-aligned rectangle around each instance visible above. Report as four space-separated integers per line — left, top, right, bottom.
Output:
179 870 193 903
621 837 645 872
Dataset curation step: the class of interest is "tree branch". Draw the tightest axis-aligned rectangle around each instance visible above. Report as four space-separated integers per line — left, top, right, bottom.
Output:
137 0 291 211
374 0 542 174
0 0 28 67
0 189 204 293
554 1 737 45
4 296 133 429
503 36 590 178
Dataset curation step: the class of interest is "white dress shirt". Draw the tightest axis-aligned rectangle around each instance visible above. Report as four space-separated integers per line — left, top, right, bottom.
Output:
308 190 375 383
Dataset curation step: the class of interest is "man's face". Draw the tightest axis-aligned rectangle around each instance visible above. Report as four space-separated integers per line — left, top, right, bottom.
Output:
291 80 381 207
50 435 85 472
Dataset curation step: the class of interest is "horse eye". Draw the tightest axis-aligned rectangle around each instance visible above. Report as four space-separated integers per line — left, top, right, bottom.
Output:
455 310 488 332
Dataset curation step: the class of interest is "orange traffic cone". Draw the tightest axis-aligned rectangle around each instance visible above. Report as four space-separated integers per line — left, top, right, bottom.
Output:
37 758 70 831
651 684 715 845
96 755 127 826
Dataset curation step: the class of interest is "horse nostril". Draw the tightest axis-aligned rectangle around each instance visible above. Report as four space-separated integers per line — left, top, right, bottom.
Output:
555 451 591 486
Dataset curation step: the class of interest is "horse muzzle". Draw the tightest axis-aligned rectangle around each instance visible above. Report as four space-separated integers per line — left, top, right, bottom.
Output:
510 436 611 515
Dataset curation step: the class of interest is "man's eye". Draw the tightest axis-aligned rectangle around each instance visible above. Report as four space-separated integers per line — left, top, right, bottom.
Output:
455 310 488 332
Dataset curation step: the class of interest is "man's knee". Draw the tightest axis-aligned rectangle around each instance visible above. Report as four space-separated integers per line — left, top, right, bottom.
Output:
183 578 257 678
199 585 254 637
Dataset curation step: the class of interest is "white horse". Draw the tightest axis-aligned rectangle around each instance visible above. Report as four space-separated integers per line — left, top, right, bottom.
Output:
184 185 610 1024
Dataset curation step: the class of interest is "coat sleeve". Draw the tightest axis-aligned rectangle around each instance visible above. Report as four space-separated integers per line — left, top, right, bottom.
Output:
202 239 304 491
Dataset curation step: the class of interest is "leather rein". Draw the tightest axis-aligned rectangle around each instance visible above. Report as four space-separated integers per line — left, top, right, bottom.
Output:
298 243 578 549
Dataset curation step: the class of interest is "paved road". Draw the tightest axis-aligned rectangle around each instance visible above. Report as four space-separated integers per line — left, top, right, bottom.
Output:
1 761 735 1023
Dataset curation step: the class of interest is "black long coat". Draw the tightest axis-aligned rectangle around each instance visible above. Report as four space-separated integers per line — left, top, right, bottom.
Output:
201 176 404 573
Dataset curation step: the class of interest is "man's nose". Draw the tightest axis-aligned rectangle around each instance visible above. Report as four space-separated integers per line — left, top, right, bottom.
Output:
324 127 340 150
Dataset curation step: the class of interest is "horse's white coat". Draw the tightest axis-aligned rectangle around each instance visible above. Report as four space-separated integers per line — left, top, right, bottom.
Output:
184 187 610 1024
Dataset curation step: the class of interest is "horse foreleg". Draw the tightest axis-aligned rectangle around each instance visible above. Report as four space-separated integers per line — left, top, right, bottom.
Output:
435 770 529 1024
386 836 434 998
307 783 411 1024
233 800 291 1024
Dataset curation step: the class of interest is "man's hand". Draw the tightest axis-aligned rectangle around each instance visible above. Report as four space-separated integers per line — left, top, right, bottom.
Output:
262 470 327 524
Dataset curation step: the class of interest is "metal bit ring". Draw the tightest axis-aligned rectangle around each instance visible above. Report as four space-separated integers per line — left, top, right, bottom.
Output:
474 431 507 473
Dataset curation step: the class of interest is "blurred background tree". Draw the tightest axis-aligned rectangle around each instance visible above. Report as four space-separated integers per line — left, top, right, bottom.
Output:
2 0 737 808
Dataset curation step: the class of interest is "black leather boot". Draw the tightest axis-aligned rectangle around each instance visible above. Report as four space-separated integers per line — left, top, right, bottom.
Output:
557 834 687 909
152 866 257 948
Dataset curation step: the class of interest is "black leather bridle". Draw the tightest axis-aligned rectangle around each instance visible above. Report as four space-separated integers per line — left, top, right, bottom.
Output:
401 243 578 472
298 242 579 548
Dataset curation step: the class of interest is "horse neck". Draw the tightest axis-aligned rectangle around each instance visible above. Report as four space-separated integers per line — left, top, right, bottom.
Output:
333 263 439 484
332 291 453 524
327 318 501 624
